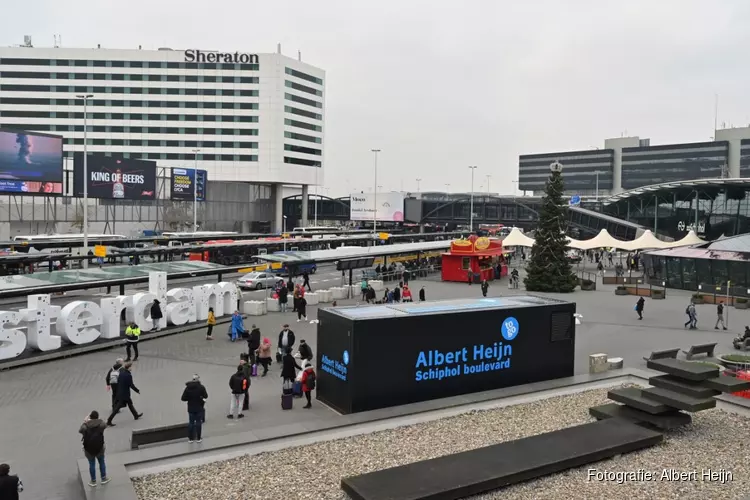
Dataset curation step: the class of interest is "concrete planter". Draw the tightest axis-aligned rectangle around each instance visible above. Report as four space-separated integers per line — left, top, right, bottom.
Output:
651 290 665 300
717 355 750 372
266 297 281 312
580 280 596 291
691 296 704 305
615 288 629 296
735 300 749 310
305 292 319 306
243 300 267 316
318 289 334 303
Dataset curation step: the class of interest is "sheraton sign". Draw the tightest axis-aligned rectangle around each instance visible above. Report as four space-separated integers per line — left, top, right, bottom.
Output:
0 272 238 361
184 49 259 64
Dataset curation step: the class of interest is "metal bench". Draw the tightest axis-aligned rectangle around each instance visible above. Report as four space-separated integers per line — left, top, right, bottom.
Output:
643 348 679 362
682 343 717 360
131 422 189 449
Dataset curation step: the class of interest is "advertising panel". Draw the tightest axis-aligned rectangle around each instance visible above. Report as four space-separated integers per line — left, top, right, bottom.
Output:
349 192 404 222
73 154 156 200
0 128 63 187
170 168 207 201
0 180 62 195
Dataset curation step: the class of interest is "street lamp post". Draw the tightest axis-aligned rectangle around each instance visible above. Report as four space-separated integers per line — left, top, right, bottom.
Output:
314 168 318 226
76 94 94 268
416 178 422 193
371 149 381 233
283 215 288 251
192 148 200 230
469 166 477 231
486 174 491 197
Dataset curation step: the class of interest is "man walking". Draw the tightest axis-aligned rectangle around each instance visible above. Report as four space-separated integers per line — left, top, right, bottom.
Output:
124 322 141 362
277 324 295 362
715 301 728 330
104 358 123 411
181 374 208 443
635 297 645 320
481 279 489 297
302 272 312 291
106 362 143 426
80 410 110 487
0 464 23 499
227 366 247 419
684 302 697 329
419 286 426 302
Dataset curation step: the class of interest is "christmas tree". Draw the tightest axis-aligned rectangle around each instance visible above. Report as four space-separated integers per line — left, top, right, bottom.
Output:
524 162 579 293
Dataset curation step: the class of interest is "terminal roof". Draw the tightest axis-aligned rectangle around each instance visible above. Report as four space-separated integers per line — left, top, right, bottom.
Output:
257 240 451 265
329 296 570 320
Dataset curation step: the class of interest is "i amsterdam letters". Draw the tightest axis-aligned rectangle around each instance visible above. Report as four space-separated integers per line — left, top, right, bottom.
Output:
184 49 259 64
0 272 238 360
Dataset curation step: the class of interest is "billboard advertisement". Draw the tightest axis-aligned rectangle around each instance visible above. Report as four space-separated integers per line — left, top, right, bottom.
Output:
170 168 207 201
0 128 63 185
0 180 63 195
350 192 404 222
74 154 156 200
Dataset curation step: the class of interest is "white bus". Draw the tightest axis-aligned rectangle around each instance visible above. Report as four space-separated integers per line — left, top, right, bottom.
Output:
12 233 128 243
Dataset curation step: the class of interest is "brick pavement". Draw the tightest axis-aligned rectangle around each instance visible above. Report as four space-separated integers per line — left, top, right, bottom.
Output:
1 263 745 500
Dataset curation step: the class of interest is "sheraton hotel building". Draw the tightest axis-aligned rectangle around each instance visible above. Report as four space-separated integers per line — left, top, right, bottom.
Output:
0 42 326 232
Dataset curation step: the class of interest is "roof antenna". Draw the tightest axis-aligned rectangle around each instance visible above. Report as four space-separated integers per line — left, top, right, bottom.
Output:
298 50 302 61
277 43 282 54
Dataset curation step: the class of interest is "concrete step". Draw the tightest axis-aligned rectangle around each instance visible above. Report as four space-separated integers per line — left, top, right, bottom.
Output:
589 403 691 430
607 387 673 415
648 375 720 399
641 387 716 412
702 375 750 393
646 358 720 381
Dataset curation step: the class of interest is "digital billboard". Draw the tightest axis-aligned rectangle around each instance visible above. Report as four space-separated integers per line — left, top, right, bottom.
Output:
0 180 63 194
0 128 63 184
73 154 156 200
170 168 207 201
350 192 404 222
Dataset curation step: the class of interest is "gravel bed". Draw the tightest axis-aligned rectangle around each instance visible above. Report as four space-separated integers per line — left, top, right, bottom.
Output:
132 387 750 500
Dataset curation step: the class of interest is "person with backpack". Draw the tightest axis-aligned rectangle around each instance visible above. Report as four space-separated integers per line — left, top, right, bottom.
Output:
239 355 252 411
79 410 110 487
685 302 697 329
124 322 140 362
300 360 316 409
106 362 143 426
0 464 23 499
715 301 727 330
104 358 123 411
181 374 208 443
227 366 247 419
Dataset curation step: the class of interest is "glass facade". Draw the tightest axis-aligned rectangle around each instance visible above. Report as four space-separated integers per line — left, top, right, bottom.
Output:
644 254 750 291
603 182 750 241
518 149 614 195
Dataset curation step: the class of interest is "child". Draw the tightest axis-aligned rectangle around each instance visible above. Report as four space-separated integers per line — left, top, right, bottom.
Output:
300 360 316 409
206 307 216 340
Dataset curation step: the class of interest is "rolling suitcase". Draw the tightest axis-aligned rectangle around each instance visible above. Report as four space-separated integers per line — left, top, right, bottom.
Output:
251 364 258 377
281 393 293 410
293 381 303 397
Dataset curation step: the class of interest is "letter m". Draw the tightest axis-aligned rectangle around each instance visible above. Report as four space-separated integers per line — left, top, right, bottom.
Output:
193 282 237 319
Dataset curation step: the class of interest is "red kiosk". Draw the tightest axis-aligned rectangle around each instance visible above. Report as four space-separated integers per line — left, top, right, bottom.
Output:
441 235 507 283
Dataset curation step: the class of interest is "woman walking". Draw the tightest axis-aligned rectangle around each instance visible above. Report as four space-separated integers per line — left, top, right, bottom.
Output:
257 337 272 377
206 307 215 340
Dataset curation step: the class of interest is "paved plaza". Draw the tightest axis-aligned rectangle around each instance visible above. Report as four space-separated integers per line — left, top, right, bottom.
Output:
1 262 746 500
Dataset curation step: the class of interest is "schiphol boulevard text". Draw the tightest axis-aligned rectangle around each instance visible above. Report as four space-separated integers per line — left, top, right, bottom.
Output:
414 342 513 382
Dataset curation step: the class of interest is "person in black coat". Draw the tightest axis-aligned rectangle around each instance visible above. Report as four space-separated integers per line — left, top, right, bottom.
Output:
277 325 295 361
278 284 289 312
298 339 313 362
181 374 208 442
151 299 163 331
247 325 261 365
297 296 307 322
281 347 302 385
106 363 142 425
419 286 426 302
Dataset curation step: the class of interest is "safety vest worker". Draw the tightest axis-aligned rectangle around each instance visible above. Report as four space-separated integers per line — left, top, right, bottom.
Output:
125 324 141 343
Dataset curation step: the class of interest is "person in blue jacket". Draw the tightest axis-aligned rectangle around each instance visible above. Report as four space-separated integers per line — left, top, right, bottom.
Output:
230 311 245 342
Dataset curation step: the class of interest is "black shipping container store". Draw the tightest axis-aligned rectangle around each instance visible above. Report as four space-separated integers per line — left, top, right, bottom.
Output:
316 296 576 414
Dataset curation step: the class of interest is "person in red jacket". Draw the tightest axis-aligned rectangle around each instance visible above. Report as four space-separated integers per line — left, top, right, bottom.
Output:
299 360 316 409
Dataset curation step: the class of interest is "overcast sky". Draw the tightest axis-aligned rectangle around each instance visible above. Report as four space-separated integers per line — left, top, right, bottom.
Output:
4 1 750 197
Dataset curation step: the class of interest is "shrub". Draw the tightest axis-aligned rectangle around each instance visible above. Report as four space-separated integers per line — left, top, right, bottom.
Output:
581 279 594 286
616 285 627 291
721 354 750 363
692 293 702 298
736 297 748 304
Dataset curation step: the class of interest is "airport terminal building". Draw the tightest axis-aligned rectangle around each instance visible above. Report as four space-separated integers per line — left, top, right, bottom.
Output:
519 127 750 198
0 41 325 235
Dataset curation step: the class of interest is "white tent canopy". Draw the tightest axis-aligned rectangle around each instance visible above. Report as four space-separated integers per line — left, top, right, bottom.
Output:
620 230 670 251
665 230 705 248
568 229 630 250
502 227 535 247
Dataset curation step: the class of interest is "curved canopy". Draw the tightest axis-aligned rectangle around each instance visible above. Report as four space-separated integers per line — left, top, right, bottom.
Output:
621 230 670 251
569 229 629 250
665 230 705 248
502 227 535 247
